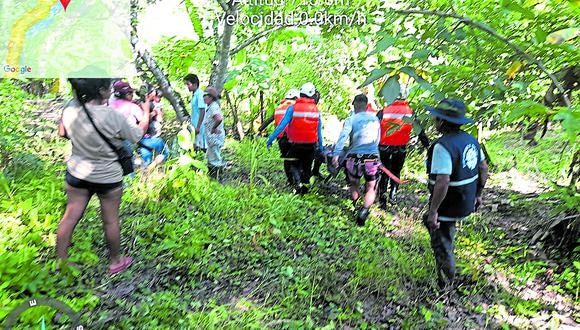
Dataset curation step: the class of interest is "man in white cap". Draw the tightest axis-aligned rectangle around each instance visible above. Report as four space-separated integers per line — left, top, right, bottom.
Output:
267 82 324 194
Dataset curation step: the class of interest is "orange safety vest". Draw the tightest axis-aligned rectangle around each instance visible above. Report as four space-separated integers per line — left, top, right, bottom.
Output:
274 99 295 138
287 97 319 144
380 100 413 146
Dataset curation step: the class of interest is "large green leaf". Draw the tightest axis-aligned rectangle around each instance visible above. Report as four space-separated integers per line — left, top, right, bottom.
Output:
553 107 580 143
412 49 430 61
370 35 396 55
399 66 433 91
503 100 549 123
359 67 394 88
501 0 535 19
380 75 401 106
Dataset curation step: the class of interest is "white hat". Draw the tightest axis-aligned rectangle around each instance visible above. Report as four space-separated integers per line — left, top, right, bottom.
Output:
285 89 300 99
300 82 316 97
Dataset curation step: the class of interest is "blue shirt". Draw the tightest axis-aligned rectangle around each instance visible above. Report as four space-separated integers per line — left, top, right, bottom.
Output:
334 111 380 156
267 105 323 148
190 88 207 148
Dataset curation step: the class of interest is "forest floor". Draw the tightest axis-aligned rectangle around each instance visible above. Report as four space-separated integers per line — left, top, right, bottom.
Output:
1 98 578 329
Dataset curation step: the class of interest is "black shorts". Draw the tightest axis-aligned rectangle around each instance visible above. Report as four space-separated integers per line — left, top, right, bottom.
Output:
65 171 122 196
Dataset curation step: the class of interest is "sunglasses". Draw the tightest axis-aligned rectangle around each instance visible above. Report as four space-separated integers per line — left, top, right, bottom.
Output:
203 93 210 97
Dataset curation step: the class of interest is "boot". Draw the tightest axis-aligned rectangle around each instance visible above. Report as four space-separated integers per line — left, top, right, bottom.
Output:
208 165 217 179
388 185 398 204
356 207 369 226
379 196 388 210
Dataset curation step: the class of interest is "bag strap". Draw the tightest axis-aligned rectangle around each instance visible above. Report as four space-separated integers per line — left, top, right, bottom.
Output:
80 102 121 156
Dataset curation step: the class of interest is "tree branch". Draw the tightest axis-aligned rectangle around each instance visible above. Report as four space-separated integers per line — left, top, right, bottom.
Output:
230 18 317 56
216 0 228 12
230 25 286 55
396 9 572 107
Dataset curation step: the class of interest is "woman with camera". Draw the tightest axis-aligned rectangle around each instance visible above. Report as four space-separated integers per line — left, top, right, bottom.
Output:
57 78 150 274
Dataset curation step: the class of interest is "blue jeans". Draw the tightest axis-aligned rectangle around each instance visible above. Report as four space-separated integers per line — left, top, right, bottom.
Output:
138 137 169 167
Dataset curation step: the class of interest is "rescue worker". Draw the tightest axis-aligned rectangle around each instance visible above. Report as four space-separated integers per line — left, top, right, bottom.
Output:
377 99 430 206
332 94 381 226
424 99 488 289
267 82 324 194
273 89 300 184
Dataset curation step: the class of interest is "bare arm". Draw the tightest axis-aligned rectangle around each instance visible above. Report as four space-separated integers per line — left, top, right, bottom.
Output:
58 120 67 138
196 107 206 133
137 94 154 133
211 113 223 133
427 174 450 231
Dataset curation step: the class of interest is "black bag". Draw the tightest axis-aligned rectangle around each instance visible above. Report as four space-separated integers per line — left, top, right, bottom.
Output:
81 103 135 176
115 144 135 176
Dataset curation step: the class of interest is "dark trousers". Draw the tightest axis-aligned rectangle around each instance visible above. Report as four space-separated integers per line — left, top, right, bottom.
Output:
287 143 316 186
379 145 407 200
277 136 293 185
423 215 457 288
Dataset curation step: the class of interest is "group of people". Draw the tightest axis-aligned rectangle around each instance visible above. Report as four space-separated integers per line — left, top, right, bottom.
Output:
267 82 489 288
55 76 488 289
108 81 169 170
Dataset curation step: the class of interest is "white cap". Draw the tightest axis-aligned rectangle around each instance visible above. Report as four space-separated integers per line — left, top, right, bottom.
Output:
285 89 300 99
300 82 316 97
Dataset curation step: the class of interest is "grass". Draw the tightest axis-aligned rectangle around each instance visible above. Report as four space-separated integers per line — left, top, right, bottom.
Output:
1 89 579 327
483 129 574 185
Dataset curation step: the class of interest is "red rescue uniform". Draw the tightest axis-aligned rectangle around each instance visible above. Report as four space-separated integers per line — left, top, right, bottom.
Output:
274 99 295 138
287 97 319 144
380 100 413 146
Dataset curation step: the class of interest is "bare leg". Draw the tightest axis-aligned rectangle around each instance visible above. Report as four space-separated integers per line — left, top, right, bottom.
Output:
348 176 360 204
56 185 91 260
364 180 377 208
97 187 123 266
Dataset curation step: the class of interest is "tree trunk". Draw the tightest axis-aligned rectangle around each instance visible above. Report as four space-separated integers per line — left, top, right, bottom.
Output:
224 90 244 140
209 5 238 93
135 50 189 122
130 0 189 123
259 90 264 124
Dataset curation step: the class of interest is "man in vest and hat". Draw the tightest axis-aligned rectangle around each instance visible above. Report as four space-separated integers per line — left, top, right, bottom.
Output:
273 88 300 184
424 99 488 289
376 99 430 207
267 82 324 194
332 94 381 226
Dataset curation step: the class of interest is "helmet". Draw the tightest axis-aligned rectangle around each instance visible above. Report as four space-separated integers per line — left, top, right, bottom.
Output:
300 82 316 98
285 89 300 99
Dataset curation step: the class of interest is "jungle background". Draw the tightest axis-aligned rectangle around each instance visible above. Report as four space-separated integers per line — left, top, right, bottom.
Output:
0 0 579 328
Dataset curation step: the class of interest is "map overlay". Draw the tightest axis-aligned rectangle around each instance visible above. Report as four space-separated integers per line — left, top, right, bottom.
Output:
1 0 132 78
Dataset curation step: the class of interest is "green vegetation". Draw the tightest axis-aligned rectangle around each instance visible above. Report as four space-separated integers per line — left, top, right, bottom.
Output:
0 86 578 326
1 0 579 328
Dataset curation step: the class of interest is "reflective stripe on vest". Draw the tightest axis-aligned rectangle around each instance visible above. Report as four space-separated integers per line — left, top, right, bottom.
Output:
287 98 319 144
274 100 294 138
382 113 410 119
292 112 319 118
380 100 413 146
428 174 479 187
